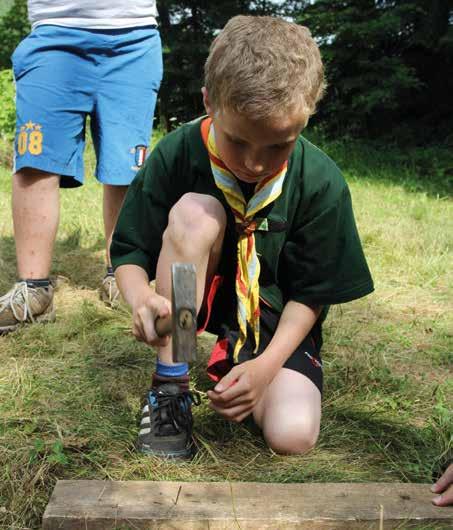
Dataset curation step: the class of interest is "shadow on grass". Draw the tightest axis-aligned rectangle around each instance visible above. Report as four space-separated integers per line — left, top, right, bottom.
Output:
321 404 450 483
52 228 106 289
0 229 105 292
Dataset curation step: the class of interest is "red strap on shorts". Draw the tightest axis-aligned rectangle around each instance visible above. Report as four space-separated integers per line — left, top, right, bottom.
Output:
197 274 223 335
206 338 231 382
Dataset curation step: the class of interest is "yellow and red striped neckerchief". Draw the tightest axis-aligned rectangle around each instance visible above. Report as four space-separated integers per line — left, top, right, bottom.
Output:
201 117 288 361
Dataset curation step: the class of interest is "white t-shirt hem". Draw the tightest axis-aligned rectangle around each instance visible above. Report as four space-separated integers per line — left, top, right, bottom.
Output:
32 17 158 30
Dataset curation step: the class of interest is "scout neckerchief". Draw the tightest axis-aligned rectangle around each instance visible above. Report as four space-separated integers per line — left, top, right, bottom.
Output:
201 117 288 362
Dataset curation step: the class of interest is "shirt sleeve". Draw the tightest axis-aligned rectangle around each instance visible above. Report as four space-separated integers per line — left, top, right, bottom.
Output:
280 181 374 306
110 145 176 279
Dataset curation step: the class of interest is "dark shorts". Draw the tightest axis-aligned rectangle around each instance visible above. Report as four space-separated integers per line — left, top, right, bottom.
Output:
198 276 323 394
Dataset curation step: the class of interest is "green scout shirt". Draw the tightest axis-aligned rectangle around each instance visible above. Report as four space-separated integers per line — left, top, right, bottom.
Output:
111 117 374 325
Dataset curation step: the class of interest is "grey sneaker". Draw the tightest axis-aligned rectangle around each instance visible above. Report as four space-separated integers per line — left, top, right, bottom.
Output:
0 281 55 333
99 274 120 308
137 383 200 459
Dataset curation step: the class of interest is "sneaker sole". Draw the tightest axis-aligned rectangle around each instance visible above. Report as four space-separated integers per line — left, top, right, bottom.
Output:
137 442 196 460
0 309 56 334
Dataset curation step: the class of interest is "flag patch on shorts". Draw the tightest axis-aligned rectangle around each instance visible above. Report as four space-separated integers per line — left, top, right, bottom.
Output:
131 144 148 169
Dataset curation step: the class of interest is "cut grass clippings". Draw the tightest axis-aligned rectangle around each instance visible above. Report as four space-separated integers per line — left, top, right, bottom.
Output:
0 131 452 529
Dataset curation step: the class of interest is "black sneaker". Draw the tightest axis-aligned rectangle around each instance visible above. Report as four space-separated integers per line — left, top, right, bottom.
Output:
137 383 200 459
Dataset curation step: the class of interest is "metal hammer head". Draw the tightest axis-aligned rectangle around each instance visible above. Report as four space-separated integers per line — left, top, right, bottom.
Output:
170 263 197 363
154 263 197 362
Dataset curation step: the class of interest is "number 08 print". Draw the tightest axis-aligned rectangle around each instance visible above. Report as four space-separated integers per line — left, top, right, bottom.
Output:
17 121 43 156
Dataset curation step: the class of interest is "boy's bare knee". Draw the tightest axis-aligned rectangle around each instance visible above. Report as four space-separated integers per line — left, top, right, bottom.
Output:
264 420 319 455
165 193 226 250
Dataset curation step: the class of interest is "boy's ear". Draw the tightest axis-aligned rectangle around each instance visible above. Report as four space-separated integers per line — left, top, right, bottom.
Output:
202 87 213 117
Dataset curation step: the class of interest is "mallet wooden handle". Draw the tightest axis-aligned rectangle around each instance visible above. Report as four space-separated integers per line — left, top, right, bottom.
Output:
155 314 172 337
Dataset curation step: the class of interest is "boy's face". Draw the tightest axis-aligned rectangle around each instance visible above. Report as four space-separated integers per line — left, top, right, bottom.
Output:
203 88 307 184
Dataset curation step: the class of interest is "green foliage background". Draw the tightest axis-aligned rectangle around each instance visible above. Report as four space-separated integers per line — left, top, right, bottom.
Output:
291 0 453 141
0 69 15 142
0 0 452 144
0 0 28 68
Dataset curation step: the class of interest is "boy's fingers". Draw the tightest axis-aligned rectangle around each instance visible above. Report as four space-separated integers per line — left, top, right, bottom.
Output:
209 376 248 404
137 295 170 344
432 485 453 507
149 295 171 317
133 317 147 342
148 298 172 341
218 378 249 401
207 390 251 409
214 366 243 393
209 400 251 422
141 312 157 344
235 410 252 423
431 463 453 493
137 310 170 347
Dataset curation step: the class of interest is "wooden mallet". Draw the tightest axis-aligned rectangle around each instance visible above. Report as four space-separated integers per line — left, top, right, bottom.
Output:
154 263 197 363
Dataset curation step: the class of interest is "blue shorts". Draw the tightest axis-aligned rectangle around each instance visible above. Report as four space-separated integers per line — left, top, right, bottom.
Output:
12 25 163 188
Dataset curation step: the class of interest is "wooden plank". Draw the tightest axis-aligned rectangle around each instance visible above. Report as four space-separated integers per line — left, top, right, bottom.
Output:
42 480 453 529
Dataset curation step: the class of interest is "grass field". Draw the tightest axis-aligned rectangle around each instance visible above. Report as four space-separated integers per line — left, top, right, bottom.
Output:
0 131 452 529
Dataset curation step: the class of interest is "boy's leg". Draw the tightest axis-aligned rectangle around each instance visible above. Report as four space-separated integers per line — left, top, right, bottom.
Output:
138 192 226 458
13 169 60 279
253 369 321 455
155 192 226 364
93 27 162 306
0 169 59 333
1 26 95 332
103 184 128 268
99 184 128 307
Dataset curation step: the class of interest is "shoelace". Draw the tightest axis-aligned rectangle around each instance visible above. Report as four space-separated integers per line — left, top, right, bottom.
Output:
0 281 34 323
153 390 201 436
103 275 120 304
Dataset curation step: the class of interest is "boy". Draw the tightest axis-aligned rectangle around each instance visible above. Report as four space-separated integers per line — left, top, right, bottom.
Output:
111 15 374 459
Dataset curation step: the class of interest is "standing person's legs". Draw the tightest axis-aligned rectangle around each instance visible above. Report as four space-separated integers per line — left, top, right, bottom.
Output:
102 184 128 268
13 169 60 279
0 26 93 333
0 169 60 332
99 184 128 307
94 26 163 306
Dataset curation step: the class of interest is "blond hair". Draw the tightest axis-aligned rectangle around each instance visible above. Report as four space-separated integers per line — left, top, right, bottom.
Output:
204 15 326 120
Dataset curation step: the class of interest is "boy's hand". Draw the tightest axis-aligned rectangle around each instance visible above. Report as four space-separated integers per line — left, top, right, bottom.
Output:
431 463 453 507
131 287 171 347
207 357 273 423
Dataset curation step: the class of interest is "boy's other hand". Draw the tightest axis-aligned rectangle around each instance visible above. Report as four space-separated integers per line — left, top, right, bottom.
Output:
131 288 171 347
207 358 272 423
431 463 453 507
